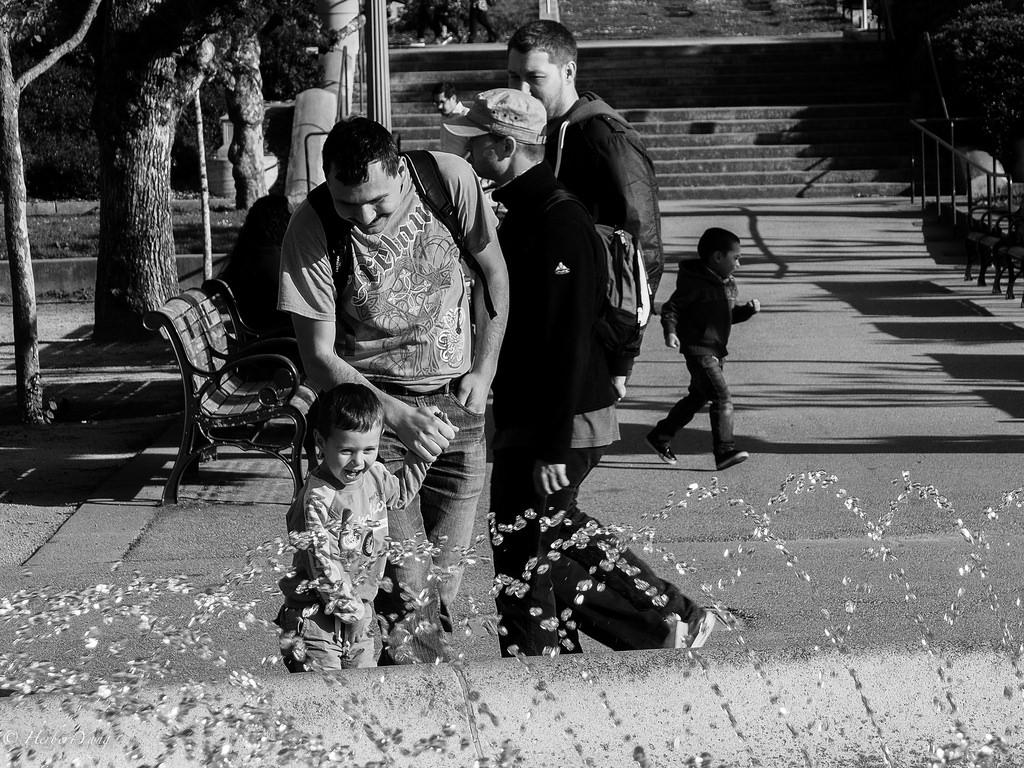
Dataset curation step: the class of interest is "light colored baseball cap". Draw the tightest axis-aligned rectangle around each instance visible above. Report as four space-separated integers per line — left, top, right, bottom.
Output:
443 88 547 145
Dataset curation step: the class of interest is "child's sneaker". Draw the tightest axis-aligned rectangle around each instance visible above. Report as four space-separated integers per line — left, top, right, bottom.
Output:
663 611 716 649
715 449 749 470
645 432 677 465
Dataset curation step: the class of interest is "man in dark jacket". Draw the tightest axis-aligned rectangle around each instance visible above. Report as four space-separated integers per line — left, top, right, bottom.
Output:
447 88 715 656
507 19 664 398
647 227 761 471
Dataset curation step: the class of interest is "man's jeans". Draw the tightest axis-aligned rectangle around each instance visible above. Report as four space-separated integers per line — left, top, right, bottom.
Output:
490 445 701 656
375 391 486 664
651 354 735 459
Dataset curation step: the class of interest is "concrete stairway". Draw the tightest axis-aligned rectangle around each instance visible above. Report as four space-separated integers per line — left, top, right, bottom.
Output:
389 35 913 199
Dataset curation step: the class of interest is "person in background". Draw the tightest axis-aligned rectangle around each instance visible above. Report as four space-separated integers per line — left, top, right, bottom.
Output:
432 82 471 155
217 194 293 336
507 20 664 399
647 227 761 471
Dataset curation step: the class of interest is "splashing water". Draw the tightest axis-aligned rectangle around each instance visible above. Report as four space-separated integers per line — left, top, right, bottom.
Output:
1 475 1021 766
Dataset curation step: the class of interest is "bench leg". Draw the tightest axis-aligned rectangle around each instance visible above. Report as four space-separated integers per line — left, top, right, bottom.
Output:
163 420 204 505
287 414 309 505
964 237 976 281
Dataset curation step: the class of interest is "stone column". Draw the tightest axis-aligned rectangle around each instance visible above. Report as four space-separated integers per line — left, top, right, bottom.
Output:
365 0 392 132
284 0 360 198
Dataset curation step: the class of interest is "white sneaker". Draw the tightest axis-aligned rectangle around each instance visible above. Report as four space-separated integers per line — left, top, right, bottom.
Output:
665 611 716 649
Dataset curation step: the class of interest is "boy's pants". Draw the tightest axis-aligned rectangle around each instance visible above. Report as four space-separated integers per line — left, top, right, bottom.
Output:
651 354 736 459
276 603 376 671
489 445 702 656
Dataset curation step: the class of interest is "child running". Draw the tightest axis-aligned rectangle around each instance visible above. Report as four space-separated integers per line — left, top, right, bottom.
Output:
276 383 433 671
646 227 761 470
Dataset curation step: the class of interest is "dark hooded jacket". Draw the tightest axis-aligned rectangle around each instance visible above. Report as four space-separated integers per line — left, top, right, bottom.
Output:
660 260 757 359
546 92 664 296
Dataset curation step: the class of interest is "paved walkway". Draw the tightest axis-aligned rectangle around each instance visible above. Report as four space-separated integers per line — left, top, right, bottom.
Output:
3 198 1023 767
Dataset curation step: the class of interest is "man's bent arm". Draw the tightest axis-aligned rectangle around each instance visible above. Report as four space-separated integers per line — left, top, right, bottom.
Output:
292 315 455 460
456 238 509 414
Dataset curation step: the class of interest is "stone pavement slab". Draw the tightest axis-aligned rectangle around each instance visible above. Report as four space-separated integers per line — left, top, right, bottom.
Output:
3 198 1023 766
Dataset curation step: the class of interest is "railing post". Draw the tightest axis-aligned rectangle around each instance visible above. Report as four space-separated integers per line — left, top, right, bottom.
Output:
934 139 941 216
920 130 926 212
949 121 956 228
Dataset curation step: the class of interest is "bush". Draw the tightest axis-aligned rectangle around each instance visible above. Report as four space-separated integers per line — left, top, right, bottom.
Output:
18 49 100 200
259 0 323 101
930 2 1024 171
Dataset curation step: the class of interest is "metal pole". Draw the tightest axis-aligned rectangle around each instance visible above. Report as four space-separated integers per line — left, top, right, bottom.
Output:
364 0 391 131
861 0 869 30
194 91 213 280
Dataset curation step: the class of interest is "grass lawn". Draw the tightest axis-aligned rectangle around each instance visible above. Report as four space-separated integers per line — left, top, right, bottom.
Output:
2 203 248 261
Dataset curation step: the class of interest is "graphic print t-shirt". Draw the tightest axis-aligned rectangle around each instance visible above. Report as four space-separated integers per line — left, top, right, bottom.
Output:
279 153 498 391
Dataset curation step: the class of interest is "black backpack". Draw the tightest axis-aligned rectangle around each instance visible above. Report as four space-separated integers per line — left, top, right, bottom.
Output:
307 150 496 318
544 189 652 361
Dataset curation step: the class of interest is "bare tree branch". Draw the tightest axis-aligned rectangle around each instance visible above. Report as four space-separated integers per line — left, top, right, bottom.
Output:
15 0 102 90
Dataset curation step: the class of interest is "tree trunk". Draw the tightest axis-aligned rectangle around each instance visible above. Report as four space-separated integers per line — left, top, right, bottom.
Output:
92 5 207 341
0 32 44 423
226 35 267 210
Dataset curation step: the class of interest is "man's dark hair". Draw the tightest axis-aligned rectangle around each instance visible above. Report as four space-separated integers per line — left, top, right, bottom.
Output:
432 81 457 99
321 116 401 185
316 383 384 437
697 227 740 262
507 20 577 68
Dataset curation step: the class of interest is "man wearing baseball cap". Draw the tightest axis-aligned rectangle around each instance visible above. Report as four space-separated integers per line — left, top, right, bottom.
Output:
449 89 714 657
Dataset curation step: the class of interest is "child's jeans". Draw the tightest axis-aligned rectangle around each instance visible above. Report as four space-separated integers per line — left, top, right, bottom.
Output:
276 603 377 671
651 354 736 459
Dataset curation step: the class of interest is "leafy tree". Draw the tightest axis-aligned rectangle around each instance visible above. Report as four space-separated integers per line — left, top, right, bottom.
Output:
1 0 102 423
931 1 1024 177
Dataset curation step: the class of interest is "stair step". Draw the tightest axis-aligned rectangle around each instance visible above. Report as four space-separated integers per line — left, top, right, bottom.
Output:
660 182 910 199
654 156 910 174
647 143 909 160
657 168 911 186
387 36 913 198
639 130 907 147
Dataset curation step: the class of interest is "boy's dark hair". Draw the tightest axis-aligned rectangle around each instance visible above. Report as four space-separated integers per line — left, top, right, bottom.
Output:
321 116 401 185
507 20 577 68
697 227 740 263
432 81 457 99
316 383 384 437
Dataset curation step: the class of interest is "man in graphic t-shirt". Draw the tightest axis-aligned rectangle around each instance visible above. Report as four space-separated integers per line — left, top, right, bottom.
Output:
278 116 509 665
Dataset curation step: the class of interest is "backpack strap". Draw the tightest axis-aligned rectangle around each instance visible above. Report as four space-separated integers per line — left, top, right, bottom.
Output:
310 152 496 319
404 149 496 318
308 182 354 299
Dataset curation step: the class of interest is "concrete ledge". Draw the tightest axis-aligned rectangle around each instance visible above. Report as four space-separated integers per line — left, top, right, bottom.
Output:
0 253 229 299
1 649 1020 766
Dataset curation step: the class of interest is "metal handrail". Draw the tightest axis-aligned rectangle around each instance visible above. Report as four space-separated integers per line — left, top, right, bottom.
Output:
910 118 1013 227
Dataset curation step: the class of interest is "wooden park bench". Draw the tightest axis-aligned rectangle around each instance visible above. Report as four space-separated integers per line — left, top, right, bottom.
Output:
143 287 315 505
963 182 1024 290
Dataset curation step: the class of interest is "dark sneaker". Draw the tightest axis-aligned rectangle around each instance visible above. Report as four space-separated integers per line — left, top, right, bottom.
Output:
715 450 749 470
645 432 677 465
664 611 716 649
